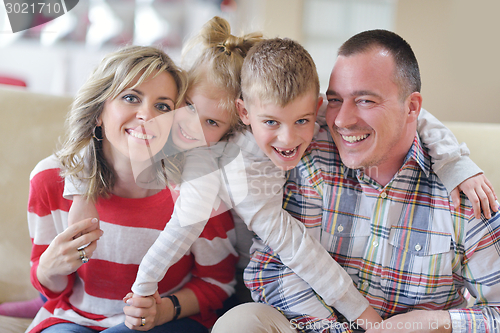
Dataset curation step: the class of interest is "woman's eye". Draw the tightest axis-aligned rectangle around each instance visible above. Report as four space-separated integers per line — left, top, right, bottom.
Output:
156 103 172 112
296 119 308 125
207 119 218 127
123 94 139 103
265 120 277 126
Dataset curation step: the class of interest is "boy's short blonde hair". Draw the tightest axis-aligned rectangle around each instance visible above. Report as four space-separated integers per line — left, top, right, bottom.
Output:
241 38 320 107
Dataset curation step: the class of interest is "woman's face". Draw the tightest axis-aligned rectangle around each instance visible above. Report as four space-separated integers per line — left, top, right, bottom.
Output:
170 85 233 150
99 71 178 167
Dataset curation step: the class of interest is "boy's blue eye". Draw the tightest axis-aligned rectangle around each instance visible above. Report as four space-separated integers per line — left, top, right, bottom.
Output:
265 120 277 126
296 119 308 125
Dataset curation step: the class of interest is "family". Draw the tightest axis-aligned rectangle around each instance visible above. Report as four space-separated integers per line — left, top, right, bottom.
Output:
13 15 500 333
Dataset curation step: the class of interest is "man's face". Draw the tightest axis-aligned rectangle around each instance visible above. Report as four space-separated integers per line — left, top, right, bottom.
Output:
325 48 416 178
238 92 320 171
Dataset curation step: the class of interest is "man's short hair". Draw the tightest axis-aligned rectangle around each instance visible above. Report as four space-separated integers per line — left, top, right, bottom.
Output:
241 38 320 107
339 29 421 100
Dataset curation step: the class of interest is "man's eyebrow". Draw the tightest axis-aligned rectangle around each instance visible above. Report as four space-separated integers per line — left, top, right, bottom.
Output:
352 90 380 98
326 89 382 99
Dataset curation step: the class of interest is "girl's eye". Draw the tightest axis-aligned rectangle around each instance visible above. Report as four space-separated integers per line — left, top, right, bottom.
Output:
207 119 218 127
296 119 308 125
156 103 172 113
186 101 196 112
123 94 139 103
265 120 277 126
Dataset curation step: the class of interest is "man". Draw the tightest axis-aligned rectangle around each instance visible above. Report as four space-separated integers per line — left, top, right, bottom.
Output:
214 30 500 333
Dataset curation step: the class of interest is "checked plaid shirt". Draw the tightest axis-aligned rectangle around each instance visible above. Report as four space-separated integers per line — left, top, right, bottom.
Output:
244 125 500 333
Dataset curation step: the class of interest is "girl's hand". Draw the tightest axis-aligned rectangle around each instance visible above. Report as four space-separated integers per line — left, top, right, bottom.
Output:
450 173 498 219
36 218 102 293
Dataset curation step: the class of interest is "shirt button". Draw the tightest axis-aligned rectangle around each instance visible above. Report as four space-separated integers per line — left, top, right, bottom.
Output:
415 244 422 251
362 281 369 288
373 241 379 247
380 191 387 199
337 225 344 232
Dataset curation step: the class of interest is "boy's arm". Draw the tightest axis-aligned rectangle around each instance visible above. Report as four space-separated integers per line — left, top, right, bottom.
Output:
417 108 497 218
229 148 378 324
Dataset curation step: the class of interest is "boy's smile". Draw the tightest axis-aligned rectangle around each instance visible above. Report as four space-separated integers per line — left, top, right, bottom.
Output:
238 92 321 170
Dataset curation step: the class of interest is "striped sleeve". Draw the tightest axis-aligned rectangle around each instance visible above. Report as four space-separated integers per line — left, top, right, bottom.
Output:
27 156 74 299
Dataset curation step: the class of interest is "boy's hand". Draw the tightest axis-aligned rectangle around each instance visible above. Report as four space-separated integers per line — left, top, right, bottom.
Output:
450 173 498 219
69 195 100 239
355 305 383 330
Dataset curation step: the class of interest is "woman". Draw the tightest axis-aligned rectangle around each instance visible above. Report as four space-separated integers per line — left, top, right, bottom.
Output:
26 45 238 333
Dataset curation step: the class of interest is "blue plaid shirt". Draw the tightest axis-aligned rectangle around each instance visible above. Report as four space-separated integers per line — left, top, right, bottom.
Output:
244 125 500 333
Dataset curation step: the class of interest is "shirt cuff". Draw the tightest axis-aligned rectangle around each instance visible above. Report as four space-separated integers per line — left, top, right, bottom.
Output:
449 309 487 333
434 156 483 192
331 283 370 322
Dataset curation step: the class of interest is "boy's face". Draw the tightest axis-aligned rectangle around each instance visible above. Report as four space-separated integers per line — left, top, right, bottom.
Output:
238 92 321 170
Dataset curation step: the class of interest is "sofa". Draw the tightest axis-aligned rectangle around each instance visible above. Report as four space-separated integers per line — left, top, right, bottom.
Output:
1 86 499 332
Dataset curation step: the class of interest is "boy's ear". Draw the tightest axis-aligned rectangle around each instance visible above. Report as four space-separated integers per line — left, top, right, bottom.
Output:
406 92 422 123
236 99 251 125
315 96 324 116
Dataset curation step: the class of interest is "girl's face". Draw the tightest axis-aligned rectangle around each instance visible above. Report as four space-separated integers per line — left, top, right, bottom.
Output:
171 86 232 150
99 71 178 166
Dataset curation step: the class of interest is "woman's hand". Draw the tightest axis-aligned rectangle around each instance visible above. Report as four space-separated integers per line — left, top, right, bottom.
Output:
123 292 162 331
36 217 102 293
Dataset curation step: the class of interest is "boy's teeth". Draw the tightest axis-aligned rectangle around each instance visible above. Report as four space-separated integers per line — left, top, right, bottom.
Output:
342 134 368 143
130 130 153 140
274 146 298 158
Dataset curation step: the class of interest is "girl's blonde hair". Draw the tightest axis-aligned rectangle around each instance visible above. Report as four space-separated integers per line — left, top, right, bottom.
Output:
56 45 188 200
182 16 264 137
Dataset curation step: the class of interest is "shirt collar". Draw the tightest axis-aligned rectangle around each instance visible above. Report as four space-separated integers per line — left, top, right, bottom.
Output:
340 133 431 183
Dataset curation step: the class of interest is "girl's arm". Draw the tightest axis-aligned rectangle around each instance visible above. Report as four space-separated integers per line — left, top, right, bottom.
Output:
132 148 222 297
417 109 497 219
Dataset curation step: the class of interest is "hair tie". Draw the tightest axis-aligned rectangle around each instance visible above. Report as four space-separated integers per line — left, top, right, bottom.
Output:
218 41 231 55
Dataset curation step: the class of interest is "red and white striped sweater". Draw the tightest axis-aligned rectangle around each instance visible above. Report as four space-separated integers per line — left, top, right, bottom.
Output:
26 155 238 332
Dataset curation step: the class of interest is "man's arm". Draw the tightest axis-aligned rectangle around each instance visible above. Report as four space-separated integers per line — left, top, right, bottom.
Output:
366 198 500 333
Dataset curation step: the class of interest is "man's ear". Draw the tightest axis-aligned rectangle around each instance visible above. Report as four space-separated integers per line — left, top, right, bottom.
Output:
236 99 251 125
406 92 422 123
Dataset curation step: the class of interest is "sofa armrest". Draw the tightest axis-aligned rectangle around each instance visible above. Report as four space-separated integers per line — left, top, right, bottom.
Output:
0 87 72 303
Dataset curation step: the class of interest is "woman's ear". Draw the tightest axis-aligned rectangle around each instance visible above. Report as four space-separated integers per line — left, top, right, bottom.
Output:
236 99 251 125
